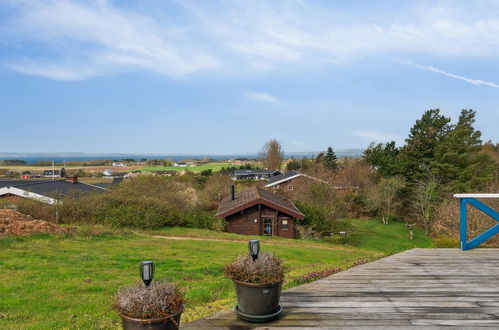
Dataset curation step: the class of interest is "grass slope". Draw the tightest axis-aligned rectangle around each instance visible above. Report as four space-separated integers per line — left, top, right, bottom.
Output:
0 219 431 329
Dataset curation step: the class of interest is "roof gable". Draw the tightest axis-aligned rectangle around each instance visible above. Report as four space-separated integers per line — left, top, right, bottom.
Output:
216 186 304 219
265 170 302 187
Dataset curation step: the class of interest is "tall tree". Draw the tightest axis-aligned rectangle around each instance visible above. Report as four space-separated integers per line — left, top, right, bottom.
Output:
432 109 496 192
363 141 402 177
323 147 339 171
261 139 284 171
400 109 451 181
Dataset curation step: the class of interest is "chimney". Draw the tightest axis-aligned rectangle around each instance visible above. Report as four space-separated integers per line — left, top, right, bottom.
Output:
230 185 235 201
66 175 78 183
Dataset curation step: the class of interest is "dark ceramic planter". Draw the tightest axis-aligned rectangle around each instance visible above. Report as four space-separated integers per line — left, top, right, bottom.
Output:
119 307 183 330
233 279 283 322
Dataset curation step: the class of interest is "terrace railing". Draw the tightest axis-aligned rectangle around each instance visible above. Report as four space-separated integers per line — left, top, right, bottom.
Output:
454 194 499 250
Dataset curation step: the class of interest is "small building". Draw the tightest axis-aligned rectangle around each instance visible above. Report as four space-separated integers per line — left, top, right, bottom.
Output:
264 170 332 192
42 170 60 178
264 170 303 191
103 169 114 176
231 169 281 181
174 162 188 167
216 186 304 238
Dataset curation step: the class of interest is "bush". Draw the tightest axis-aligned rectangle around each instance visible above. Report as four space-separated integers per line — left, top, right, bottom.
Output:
433 236 459 248
224 252 284 284
115 280 183 319
59 176 202 228
295 201 352 235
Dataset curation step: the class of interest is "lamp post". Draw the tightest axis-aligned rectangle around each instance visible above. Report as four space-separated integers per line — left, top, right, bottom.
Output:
140 261 155 287
248 239 260 261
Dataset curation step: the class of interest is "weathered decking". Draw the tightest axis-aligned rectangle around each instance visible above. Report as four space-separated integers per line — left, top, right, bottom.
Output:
183 248 499 329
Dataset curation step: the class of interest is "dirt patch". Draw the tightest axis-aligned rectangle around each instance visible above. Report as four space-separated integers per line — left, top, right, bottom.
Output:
0 209 69 236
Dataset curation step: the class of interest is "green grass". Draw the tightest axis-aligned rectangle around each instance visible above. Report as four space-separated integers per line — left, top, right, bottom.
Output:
347 218 433 253
138 162 230 173
0 219 431 329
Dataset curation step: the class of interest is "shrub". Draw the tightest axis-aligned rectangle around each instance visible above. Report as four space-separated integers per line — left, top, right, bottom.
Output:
59 176 202 228
223 252 284 284
433 236 459 248
114 280 183 319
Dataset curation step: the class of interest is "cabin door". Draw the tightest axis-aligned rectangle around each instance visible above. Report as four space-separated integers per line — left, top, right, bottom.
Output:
263 218 273 236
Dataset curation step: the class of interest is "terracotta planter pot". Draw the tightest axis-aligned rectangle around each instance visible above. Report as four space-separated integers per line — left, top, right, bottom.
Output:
119 307 183 330
232 279 283 322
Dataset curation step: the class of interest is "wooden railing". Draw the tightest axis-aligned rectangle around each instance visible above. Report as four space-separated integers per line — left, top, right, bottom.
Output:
454 194 499 250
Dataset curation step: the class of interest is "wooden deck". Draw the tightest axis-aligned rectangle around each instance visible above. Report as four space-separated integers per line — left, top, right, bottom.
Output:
183 248 499 329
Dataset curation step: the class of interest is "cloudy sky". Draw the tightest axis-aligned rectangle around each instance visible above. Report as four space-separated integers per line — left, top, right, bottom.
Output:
1 0 498 154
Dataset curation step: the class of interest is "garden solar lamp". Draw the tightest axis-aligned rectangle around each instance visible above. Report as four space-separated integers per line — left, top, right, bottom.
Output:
248 239 260 261
140 261 155 287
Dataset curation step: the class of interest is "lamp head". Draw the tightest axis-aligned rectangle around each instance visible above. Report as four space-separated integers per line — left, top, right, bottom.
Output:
140 261 155 286
248 239 260 261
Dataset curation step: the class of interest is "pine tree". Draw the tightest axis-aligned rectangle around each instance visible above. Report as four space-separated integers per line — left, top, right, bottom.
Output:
363 141 402 177
400 109 451 181
324 146 339 171
432 109 496 192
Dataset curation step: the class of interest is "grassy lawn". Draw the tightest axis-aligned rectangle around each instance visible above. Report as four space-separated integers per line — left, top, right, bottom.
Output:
0 219 431 329
138 162 230 173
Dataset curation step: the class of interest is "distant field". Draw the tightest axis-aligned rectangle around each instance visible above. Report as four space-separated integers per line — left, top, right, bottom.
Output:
138 162 231 173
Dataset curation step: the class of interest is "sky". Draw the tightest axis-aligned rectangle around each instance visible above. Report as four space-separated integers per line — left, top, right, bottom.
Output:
0 0 499 154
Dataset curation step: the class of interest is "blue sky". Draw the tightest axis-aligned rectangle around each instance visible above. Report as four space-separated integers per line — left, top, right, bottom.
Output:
1 0 498 154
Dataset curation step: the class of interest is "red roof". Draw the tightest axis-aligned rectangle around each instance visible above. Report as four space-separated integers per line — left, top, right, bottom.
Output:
216 186 304 219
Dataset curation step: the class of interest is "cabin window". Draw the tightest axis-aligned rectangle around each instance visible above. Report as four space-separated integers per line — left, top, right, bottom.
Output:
281 218 289 230
287 184 293 191
263 218 273 235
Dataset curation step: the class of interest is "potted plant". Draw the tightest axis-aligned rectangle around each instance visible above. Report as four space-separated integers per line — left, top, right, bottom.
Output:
223 240 284 322
114 261 184 330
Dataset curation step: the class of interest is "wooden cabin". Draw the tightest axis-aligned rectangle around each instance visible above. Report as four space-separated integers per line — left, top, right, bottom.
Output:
216 186 304 238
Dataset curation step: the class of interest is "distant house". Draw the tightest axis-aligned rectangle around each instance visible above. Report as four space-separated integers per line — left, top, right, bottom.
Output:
265 170 358 192
103 169 114 176
216 186 304 238
103 169 128 178
174 162 188 167
112 162 127 167
0 177 109 205
42 170 61 178
264 170 328 191
231 169 281 181
264 170 303 191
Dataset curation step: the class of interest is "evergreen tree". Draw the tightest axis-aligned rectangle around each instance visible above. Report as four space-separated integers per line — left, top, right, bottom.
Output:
400 109 451 181
363 141 402 177
315 152 325 163
432 109 496 192
324 146 339 171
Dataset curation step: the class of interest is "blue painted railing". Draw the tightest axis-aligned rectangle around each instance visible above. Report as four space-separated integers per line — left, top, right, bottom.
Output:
454 194 499 250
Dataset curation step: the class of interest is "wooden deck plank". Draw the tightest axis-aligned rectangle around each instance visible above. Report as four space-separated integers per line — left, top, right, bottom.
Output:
182 248 499 329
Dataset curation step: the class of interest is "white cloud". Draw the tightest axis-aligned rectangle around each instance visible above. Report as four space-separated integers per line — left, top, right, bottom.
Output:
404 60 499 88
2 0 218 80
353 130 401 143
4 1 499 80
244 91 281 103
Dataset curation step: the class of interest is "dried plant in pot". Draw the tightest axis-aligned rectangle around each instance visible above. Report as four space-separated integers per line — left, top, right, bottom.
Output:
223 241 285 322
114 280 184 330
